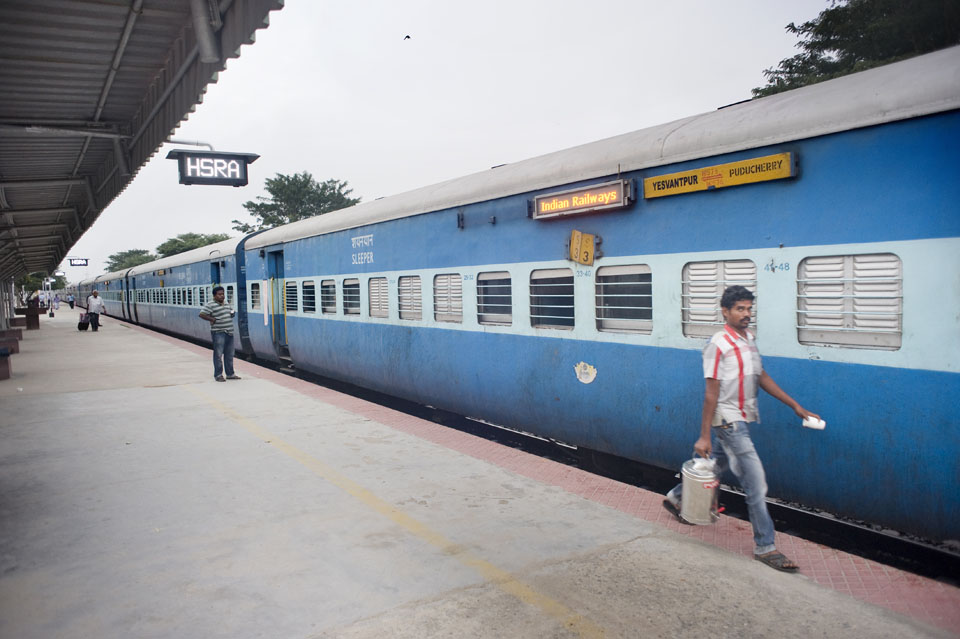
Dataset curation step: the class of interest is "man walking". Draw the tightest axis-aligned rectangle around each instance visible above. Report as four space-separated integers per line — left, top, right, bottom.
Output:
199 286 241 382
86 290 105 331
663 285 818 572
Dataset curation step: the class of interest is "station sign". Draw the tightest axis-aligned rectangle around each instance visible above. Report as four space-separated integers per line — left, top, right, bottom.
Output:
533 180 632 220
643 152 795 199
68 258 88 266
166 149 260 187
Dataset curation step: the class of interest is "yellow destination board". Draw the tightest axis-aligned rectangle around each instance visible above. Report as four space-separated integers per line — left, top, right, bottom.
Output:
643 152 794 199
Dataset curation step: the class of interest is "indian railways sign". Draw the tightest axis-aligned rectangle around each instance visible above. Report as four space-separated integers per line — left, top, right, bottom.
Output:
532 180 632 220
643 152 795 199
165 150 260 187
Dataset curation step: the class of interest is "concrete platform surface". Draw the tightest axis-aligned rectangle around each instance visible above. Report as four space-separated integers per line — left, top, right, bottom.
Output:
0 310 957 639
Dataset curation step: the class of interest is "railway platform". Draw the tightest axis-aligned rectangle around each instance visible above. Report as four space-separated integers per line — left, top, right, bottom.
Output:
1 309 957 638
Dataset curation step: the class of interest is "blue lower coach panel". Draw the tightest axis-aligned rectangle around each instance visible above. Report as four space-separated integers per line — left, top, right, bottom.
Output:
280 316 958 542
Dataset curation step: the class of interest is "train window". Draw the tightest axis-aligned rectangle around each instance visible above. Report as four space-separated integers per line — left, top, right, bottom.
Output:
302 281 316 313
433 274 462 323
226 286 234 307
176 289 182 305
682 260 757 337
478 272 512 325
595 265 652 334
250 283 261 310
797 253 902 350
187 288 194 306
321 280 336 314
199 287 206 306
530 268 574 329
285 281 298 312
369 277 388 318
398 276 422 320
343 279 360 315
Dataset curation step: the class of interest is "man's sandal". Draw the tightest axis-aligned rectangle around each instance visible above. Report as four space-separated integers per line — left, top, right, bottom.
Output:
661 499 694 525
755 551 799 572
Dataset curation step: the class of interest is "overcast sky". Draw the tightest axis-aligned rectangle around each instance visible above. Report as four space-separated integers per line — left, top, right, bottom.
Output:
60 0 830 280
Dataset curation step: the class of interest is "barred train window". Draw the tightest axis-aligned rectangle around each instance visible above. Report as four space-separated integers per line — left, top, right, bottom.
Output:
250 283 260 310
226 286 234 307
682 260 757 337
302 281 316 313
369 277 388 318
343 279 360 315
531 268 574 329
434 274 462 323
797 253 901 349
285 281 298 312
398 276 422 320
595 265 652 334
321 280 336 314
477 271 512 325
199 287 206 305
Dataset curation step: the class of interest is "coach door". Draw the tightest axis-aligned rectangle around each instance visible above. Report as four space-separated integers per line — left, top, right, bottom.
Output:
267 250 287 353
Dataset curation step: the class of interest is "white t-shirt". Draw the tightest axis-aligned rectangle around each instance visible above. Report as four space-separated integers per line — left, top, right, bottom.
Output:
87 296 106 314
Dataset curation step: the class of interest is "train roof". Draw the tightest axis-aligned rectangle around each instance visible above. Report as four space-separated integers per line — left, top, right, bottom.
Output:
79 238 240 286
247 45 960 250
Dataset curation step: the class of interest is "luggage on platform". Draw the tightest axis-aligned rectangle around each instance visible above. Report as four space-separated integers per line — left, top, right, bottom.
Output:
78 313 89 331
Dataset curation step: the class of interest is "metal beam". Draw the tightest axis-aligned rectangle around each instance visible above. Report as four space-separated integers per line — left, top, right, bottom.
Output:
0 178 86 189
0 124 129 140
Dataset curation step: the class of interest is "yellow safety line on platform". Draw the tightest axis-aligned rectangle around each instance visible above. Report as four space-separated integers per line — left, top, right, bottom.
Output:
185 385 605 639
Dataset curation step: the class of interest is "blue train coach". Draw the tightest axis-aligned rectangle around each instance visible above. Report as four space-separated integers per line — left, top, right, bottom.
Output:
81 47 960 543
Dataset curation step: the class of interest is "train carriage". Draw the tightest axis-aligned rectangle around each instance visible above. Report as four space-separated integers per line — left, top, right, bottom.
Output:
82 46 960 542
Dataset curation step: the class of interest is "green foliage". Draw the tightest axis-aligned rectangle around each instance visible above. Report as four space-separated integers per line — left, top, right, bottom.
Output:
16 271 66 292
156 233 232 258
232 172 361 233
753 0 960 97
105 249 157 272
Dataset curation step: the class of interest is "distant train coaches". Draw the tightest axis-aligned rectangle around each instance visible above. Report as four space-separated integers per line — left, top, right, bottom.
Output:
79 47 960 543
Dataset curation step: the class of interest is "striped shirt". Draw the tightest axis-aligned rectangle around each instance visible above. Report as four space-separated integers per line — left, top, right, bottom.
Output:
702 325 763 425
201 300 234 333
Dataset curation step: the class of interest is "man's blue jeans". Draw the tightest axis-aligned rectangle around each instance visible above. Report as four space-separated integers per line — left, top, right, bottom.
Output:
212 331 235 379
668 421 776 555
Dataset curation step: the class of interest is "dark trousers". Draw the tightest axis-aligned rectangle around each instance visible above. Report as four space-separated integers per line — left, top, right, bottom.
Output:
89 312 100 331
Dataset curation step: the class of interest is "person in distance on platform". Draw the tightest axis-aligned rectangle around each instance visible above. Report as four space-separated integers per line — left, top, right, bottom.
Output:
663 285 819 573
85 290 105 332
199 286 241 382
67 293 75 309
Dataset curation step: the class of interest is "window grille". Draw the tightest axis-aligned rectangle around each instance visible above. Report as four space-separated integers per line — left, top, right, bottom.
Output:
595 265 652 333
530 268 574 329
302 281 316 313
199 287 206 305
321 280 336 314
477 272 512 325
398 276 422 320
369 277 388 318
187 288 194 306
285 281 298 312
433 274 462 322
682 260 757 337
798 253 901 349
249 283 259 310
226 285 234 307
343 279 360 315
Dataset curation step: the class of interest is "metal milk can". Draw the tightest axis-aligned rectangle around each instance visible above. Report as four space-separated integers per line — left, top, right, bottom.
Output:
680 457 719 525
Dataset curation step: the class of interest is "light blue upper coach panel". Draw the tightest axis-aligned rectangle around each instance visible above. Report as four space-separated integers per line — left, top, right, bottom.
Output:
246 46 960 251
126 238 241 278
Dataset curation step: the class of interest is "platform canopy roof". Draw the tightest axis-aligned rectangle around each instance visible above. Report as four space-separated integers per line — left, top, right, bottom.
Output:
0 0 283 281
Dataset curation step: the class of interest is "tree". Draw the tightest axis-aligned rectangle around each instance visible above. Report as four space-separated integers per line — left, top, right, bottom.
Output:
16 271 66 292
752 0 960 97
156 232 232 258
105 249 156 271
232 172 361 233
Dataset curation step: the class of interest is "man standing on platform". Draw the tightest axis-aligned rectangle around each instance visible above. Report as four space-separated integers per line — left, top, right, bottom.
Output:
663 285 819 573
198 286 241 382
86 290 105 332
